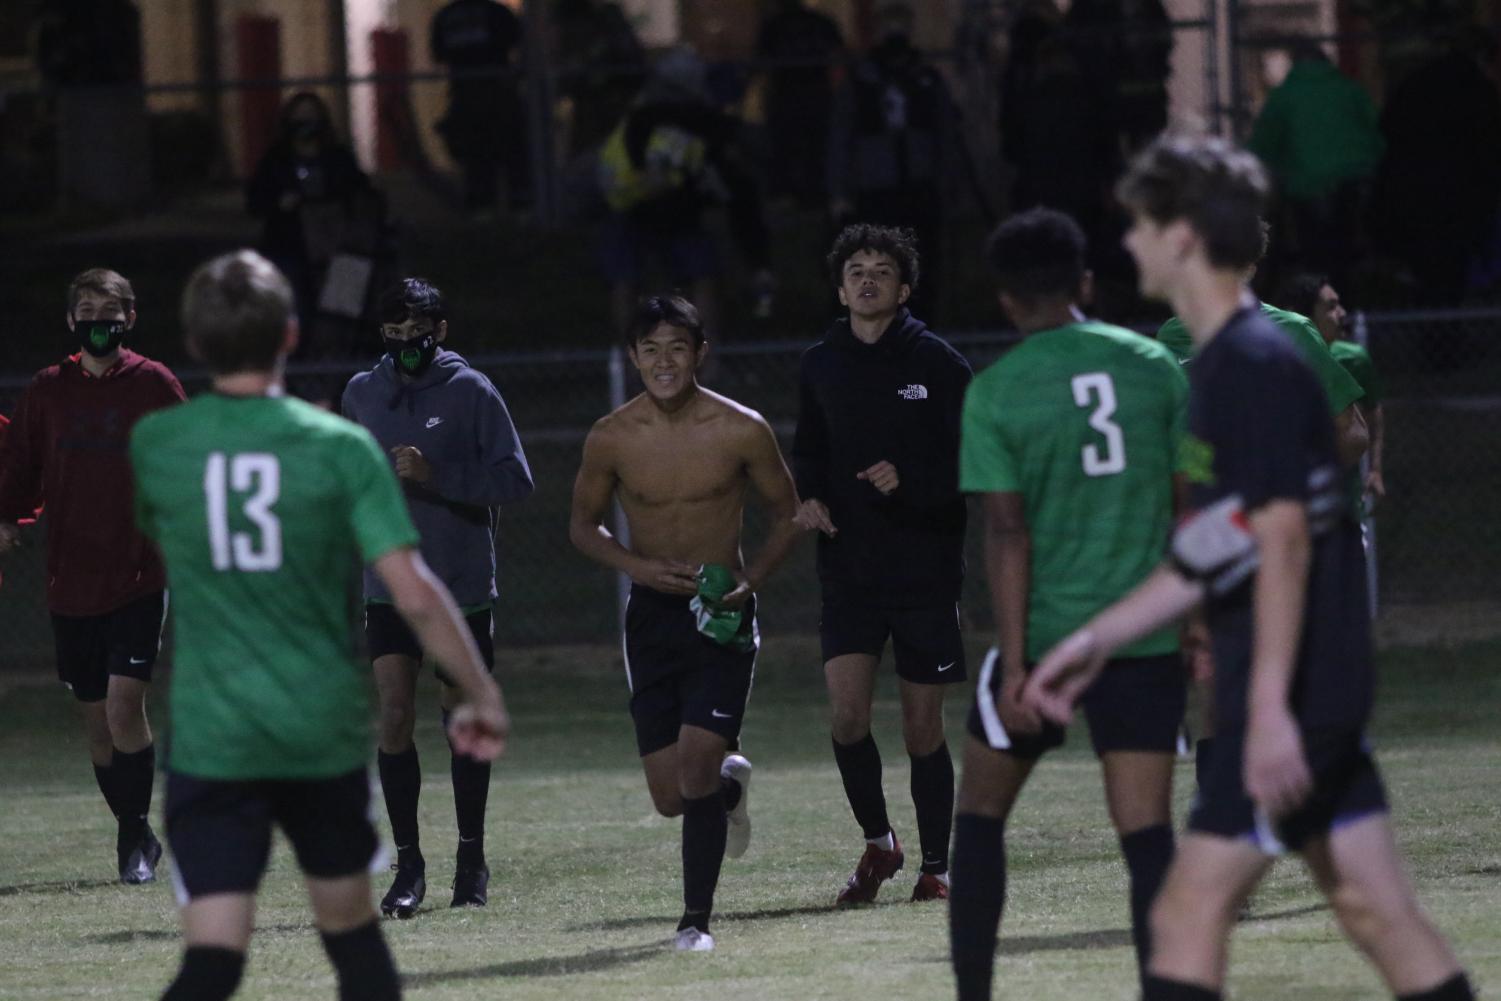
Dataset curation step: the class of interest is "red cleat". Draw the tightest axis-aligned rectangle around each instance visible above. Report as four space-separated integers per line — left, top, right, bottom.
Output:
911 872 950 902
835 835 905 906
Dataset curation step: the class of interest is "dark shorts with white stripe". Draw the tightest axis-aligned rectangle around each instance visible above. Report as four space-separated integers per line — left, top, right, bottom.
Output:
50 590 167 702
819 585 967 684
967 648 1186 759
623 584 757 756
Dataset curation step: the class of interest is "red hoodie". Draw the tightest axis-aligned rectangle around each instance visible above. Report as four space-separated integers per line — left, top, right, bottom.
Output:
0 350 186 615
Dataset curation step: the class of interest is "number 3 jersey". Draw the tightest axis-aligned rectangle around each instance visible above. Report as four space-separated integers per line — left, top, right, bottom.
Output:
960 321 1189 661
131 392 419 780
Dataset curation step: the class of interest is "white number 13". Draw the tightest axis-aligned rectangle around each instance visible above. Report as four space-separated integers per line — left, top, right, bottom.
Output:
1071 373 1127 476
204 452 282 571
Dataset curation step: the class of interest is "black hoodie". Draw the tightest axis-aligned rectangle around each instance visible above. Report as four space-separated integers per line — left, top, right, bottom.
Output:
791 309 972 605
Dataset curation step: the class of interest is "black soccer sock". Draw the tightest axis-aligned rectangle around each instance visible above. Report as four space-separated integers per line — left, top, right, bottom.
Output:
910 742 955 874
1195 737 1216 792
1398 972 1476 1001
111 744 155 843
1120 823 1175 980
93 763 122 819
949 812 1008 1001
832 733 891 841
721 774 743 814
680 790 727 932
320 920 402 1001
160 946 245 1001
377 746 423 866
1142 976 1221 1001
443 708 491 865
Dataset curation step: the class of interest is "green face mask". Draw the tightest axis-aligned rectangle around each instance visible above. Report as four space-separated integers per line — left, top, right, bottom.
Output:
77 319 126 358
384 332 438 376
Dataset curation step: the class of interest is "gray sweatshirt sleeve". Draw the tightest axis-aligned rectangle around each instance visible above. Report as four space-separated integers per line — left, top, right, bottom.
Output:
425 377 535 508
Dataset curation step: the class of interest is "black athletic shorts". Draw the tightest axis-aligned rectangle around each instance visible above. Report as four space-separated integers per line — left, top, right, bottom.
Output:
1188 727 1389 853
364 602 495 682
164 767 381 901
819 587 967 684
50 590 168 702
623 585 758 757
967 648 1186 759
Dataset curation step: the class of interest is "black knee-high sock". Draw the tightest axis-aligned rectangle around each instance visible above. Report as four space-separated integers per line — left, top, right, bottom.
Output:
1398 972 1477 1001
910 742 955 874
679 791 727 933
949 812 1007 1001
93 763 122 819
1195 738 1216 792
1142 976 1221 1001
1120 824 1175 979
320 920 401 1001
160 946 245 1001
832 734 891 841
377 746 423 865
443 708 490 866
112 744 155 842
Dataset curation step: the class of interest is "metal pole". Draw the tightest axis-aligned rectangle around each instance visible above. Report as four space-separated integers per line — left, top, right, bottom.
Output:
608 345 632 631
1354 310 1379 620
1225 0 1243 138
521 0 559 228
1206 0 1221 134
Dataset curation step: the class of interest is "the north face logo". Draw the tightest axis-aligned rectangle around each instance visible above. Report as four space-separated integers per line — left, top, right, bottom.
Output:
897 384 929 400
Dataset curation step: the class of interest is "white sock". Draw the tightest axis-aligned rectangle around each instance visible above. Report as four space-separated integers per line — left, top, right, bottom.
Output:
866 831 895 852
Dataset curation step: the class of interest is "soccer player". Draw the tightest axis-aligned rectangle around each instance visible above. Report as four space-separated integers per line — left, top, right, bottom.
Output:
1278 272 1386 506
569 294 803 951
1023 136 1474 1001
0 268 186 884
949 208 1189 1000
343 278 534 918
134 250 508 1001
791 223 973 904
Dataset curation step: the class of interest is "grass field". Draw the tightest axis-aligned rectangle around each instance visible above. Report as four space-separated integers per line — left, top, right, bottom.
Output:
1 636 1498 1000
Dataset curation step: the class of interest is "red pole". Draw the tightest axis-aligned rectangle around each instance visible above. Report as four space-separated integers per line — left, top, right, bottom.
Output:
236 14 282 176
371 27 410 170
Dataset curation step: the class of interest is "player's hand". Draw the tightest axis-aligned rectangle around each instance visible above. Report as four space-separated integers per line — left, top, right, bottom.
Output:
1364 469 1386 506
996 666 1043 736
856 461 899 496
630 557 700 596
0 522 19 556
447 700 510 761
793 498 837 536
1021 629 1108 725
391 446 432 484
1245 704 1312 819
718 571 755 609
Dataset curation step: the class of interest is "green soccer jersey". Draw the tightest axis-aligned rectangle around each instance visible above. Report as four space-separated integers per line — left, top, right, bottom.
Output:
131 393 419 780
961 321 1188 661
1330 339 1383 405
1156 303 1364 415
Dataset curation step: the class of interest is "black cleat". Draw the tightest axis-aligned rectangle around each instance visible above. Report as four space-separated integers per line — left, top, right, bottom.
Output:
380 862 426 919
119 823 162 885
450 864 489 908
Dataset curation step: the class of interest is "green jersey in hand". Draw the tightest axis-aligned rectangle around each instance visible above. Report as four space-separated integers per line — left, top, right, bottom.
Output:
961 321 1188 661
131 393 419 780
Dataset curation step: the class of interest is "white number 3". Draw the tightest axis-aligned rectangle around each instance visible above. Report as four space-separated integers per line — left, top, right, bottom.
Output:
1071 373 1127 476
204 452 283 571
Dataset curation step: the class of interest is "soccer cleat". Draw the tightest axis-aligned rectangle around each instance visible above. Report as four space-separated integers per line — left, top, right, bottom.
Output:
450 863 489 908
673 927 715 952
835 835 905 906
722 753 753 859
380 862 426 919
911 872 950 902
119 823 163 885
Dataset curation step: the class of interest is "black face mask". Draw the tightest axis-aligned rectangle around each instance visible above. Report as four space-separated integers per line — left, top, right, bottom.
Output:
384 333 438 377
76 318 126 358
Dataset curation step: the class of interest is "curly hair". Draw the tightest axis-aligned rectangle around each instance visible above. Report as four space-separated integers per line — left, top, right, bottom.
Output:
825 223 921 291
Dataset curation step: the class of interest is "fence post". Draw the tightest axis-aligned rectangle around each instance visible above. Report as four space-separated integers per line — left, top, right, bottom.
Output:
608 345 631 630
1353 310 1379 619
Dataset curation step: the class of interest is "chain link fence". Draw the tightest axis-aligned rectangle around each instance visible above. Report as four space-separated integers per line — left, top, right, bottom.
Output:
1 313 1496 669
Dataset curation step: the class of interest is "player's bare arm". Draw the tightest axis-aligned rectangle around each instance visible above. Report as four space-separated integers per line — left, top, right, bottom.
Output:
983 491 1041 734
1334 404 1370 469
718 409 804 608
1365 403 1386 500
1243 499 1314 818
374 547 509 760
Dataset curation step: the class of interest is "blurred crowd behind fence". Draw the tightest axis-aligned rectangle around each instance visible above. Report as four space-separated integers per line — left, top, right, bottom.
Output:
0 309 1497 671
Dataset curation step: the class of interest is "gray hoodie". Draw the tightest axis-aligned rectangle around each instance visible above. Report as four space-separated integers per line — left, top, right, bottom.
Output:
342 348 534 607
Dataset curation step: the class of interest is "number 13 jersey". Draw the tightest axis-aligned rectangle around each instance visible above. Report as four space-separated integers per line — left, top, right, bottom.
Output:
960 321 1189 661
131 392 419 780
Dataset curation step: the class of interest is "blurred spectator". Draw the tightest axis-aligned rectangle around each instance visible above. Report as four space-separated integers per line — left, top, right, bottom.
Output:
828 2 954 318
1371 26 1501 303
1000 0 1115 267
246 92 389 372
554 0 646 156
756 0 846 207
595 47 774 341
1064 0 1172 153
1248 41 1382 289
431 0 530 217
